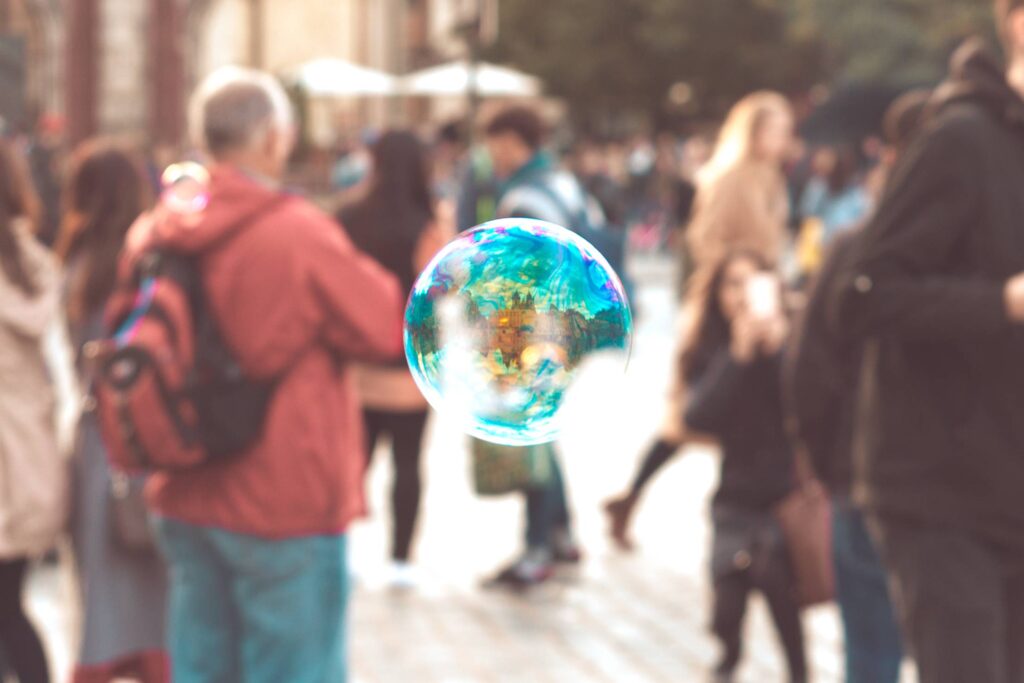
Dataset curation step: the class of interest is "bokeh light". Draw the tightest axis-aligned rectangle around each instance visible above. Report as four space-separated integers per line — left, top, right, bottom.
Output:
161 162 211 214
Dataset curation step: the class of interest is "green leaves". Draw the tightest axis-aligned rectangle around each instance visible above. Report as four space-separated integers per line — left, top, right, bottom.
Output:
805 0 994 85
486 0 994 128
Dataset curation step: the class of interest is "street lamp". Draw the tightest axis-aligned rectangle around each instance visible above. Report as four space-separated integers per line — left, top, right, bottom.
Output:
453 0 498 144
248 0 264 68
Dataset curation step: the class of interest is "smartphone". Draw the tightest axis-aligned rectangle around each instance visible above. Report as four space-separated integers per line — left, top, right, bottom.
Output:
746 273 781 320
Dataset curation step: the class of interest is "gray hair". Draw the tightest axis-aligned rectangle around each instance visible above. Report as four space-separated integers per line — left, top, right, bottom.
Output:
188 66 293 157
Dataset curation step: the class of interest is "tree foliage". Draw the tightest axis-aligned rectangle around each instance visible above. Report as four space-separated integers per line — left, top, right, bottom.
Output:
487 0 823 127
487 0 996 128
803 0 994 84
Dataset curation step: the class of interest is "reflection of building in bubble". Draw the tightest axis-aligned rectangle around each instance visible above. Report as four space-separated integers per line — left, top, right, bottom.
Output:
482 292 623 369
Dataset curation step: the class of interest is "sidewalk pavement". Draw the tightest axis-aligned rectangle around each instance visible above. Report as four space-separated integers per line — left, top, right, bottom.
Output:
26 255 915 682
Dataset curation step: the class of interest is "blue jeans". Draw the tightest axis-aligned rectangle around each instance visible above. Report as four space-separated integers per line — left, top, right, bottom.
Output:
152 517 349 683
832 498 902 683
524 450 570 550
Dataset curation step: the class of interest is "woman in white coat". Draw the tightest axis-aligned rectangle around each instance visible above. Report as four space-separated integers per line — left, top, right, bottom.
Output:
0 140 64 683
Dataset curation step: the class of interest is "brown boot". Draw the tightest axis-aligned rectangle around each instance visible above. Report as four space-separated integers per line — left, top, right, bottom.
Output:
603 495 638 551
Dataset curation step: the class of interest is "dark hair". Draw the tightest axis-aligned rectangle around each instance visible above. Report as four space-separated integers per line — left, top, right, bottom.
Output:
56 140 150 325
340 130 435 293
679 250 771 382
826 144 861 195
0 140 41 296
883 89 931 153
484 106 545 150
437 120 466 147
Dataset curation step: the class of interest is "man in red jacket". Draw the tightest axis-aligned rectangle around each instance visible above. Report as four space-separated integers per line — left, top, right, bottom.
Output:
136 67 403 683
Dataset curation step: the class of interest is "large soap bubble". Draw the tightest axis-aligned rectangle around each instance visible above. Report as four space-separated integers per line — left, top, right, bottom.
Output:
404 219 632 446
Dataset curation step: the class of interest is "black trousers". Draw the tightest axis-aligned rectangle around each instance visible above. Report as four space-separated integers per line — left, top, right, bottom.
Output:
711 505 807 683
0 558 49 683
364 409 429 562
871 515 1024 683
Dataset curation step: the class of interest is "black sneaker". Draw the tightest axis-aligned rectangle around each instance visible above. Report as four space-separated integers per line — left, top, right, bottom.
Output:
551 529 583 565
483 556 555 590
553 544 583 565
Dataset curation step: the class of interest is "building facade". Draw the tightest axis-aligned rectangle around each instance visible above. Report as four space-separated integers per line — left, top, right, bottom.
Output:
0 0 475 147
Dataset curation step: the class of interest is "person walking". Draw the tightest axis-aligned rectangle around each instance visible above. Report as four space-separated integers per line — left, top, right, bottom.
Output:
602 305 699 551
0 139 63 683
477 106 590 588
785 90 930 683
126 67 403 683
836 4 1024 680
338 130 451 588
56 140 169 683
687 92 794 269
682 251 806 683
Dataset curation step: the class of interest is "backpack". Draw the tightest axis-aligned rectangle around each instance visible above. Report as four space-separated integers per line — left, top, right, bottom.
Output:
517 174 633 302
91 247 276 472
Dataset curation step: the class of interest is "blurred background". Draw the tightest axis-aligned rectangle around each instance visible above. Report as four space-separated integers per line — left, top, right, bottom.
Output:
0 0 996 187
4 2 1005 682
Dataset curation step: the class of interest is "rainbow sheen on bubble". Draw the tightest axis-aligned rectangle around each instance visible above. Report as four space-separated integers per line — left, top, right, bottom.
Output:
404 219 632 446
161 162 210 214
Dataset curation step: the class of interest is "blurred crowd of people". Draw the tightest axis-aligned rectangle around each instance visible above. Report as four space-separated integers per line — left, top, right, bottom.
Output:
1 2 1024 683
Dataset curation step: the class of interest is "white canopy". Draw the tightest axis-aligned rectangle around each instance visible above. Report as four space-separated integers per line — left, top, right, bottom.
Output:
291 58 398 96
401 61 542 98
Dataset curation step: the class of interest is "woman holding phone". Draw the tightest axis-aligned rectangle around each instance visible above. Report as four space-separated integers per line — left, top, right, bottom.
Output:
682 250 805 683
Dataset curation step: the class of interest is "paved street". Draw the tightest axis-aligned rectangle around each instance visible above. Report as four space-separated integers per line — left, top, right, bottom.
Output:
25 255 914 682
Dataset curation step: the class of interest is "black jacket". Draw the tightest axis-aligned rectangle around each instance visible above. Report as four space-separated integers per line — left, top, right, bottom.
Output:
685 349 796 511
837 41 1024 546
785 229 863 496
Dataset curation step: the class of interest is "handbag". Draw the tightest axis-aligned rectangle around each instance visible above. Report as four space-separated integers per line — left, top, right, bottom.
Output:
470 438 554 497
107 469 155 552
80 345 156 553
774 446 834 608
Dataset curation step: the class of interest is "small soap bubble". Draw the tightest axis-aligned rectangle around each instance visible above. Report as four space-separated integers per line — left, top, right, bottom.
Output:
161 162 210 214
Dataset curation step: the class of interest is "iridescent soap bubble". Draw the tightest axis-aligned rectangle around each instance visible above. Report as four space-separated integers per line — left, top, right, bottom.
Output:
404 219 632 446
161 162 210 214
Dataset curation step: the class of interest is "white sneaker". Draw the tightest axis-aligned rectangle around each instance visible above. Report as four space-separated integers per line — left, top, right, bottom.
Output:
388 561 418 590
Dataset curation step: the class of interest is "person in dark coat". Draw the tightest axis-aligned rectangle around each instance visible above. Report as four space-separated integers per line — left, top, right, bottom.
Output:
784 89 930 683
836 3 1024 679
682 251 805 683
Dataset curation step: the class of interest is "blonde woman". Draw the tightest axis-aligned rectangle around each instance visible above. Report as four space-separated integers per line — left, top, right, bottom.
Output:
604 92 794 550
687 91 794 268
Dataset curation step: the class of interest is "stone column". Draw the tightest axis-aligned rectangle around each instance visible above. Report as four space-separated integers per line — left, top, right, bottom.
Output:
97 0 149 135
66 0 99 144
149 0 185 146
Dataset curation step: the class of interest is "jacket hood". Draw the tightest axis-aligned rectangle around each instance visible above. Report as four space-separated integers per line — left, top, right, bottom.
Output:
127 165 287 257
0 221 58 340
931 38 1024 128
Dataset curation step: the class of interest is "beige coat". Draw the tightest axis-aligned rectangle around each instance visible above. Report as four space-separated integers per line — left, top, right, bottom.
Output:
0 223 66 559
687 161 790 268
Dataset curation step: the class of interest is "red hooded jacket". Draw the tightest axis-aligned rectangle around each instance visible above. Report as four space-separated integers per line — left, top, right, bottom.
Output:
122 166 403 538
